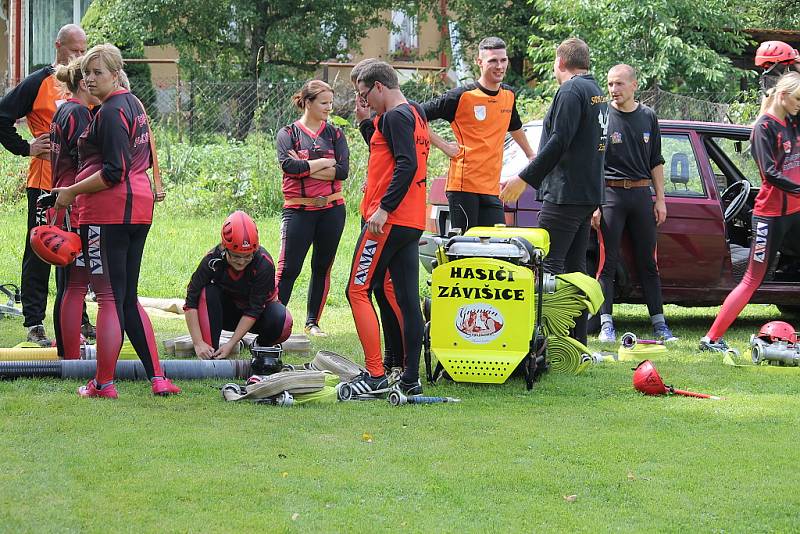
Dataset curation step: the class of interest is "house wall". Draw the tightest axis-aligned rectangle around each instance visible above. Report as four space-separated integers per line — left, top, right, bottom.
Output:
321 9 448 87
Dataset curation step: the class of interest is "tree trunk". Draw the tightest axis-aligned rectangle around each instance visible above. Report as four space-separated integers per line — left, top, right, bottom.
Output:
234 25 266 141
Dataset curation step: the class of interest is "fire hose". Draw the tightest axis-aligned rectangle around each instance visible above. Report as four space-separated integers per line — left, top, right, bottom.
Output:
0 359 252 380
536 273 602 375
539 273 603 338
547 336 592 375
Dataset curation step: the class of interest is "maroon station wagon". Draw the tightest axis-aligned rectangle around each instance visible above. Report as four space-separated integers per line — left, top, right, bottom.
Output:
419 120 800 317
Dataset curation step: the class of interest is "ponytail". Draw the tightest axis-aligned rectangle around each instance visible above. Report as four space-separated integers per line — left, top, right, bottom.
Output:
54 57 83 94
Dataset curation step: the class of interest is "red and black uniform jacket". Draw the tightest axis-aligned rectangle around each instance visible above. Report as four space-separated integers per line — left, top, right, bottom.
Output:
276 120 349 210
75 89 155 225
184 246 278 318
0 66 67 190
359 102 430 230
751 113 800 217
50 98 92 228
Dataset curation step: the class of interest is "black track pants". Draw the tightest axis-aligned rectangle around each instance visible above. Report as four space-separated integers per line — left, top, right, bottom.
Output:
447 191 505 233
21 188 51 326
537 201 597 345
277 204 345 326
597 186 664 317
197 284 292 348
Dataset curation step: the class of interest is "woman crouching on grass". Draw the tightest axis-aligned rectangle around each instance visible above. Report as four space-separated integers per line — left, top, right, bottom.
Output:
50 57 100 360
184 211 293 359
275 80 349 337
53 44 180 398
700 72 800 352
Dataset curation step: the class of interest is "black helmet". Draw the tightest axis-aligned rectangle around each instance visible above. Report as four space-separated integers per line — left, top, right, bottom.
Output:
250 344 283 375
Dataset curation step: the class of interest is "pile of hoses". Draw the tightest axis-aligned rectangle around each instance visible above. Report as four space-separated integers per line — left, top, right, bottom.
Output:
539 272 603 375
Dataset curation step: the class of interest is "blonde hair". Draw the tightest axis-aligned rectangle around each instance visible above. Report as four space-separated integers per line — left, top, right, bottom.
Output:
760 71 800 115
54 56 84 94
80 43 129 90
291 80 333 111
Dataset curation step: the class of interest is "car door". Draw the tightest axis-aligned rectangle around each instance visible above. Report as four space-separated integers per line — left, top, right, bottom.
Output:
655 128 728 300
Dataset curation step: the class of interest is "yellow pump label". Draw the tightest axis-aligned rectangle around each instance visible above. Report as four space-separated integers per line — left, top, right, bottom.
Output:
430 257 535 383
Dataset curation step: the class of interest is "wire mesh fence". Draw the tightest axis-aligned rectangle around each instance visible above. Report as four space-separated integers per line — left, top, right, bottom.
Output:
639 87 761 124
124 76 763 142
133 74 449 142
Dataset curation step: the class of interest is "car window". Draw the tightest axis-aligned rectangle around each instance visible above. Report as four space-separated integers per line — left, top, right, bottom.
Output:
501 122 542 180
708 136 759 188
662 134 706 197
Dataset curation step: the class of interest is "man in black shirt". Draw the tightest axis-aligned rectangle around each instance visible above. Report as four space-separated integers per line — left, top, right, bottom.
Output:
500 38 608 344
590 64 675 343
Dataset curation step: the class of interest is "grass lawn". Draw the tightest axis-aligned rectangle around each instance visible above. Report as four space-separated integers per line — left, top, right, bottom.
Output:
2 205 799 532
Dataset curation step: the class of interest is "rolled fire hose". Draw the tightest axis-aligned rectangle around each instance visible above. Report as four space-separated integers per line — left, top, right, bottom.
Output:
547 335 593 375
0 341 142 361
0 359 252 380
0 346 60 361
540 274 603 338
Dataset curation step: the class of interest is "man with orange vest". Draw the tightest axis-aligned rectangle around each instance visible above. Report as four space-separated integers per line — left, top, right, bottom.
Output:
0 24 87 346
423 37 534 233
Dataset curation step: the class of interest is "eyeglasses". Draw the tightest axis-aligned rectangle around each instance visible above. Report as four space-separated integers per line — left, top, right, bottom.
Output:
357 84 375 103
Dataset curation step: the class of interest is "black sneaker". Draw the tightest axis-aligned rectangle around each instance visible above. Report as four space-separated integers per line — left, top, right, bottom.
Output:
345 371 389 397
26 325 51 347
699 336 730 353
81 321 96 341
397 378 423 396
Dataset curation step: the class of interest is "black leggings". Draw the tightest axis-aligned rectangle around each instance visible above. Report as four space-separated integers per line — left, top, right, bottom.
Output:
447 191 505 233
597 186 663 317
197 284 292 348
22 187 52 327
277 204 345 326
81 224 163 384
537 202 596 345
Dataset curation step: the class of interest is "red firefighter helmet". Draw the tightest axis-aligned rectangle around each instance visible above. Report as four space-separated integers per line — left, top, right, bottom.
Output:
221 210 259 253
755 41 799 67
632 360 668 396
29 225 82 267
757 321 798 345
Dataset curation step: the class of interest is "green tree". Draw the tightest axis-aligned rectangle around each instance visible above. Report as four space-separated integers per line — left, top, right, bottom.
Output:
83 0 411 138
528 0 750 95
743 2 800 30
82 0 154 109
442 0 544 85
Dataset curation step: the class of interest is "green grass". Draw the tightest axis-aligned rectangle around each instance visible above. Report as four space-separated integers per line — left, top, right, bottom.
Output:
2 209 800 532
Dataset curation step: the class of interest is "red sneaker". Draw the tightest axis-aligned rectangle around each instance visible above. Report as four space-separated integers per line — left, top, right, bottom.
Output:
77 380 118 399
152 377 181 396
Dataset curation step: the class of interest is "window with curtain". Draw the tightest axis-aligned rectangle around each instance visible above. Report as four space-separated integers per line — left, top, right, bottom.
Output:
28 0 90 70
389 10 418 60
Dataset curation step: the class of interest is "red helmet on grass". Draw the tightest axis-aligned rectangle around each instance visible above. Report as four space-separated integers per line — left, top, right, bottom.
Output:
29 225 82 267
757 321 797 345
221 210 259 253
632 360 668 396
755 41 799 67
